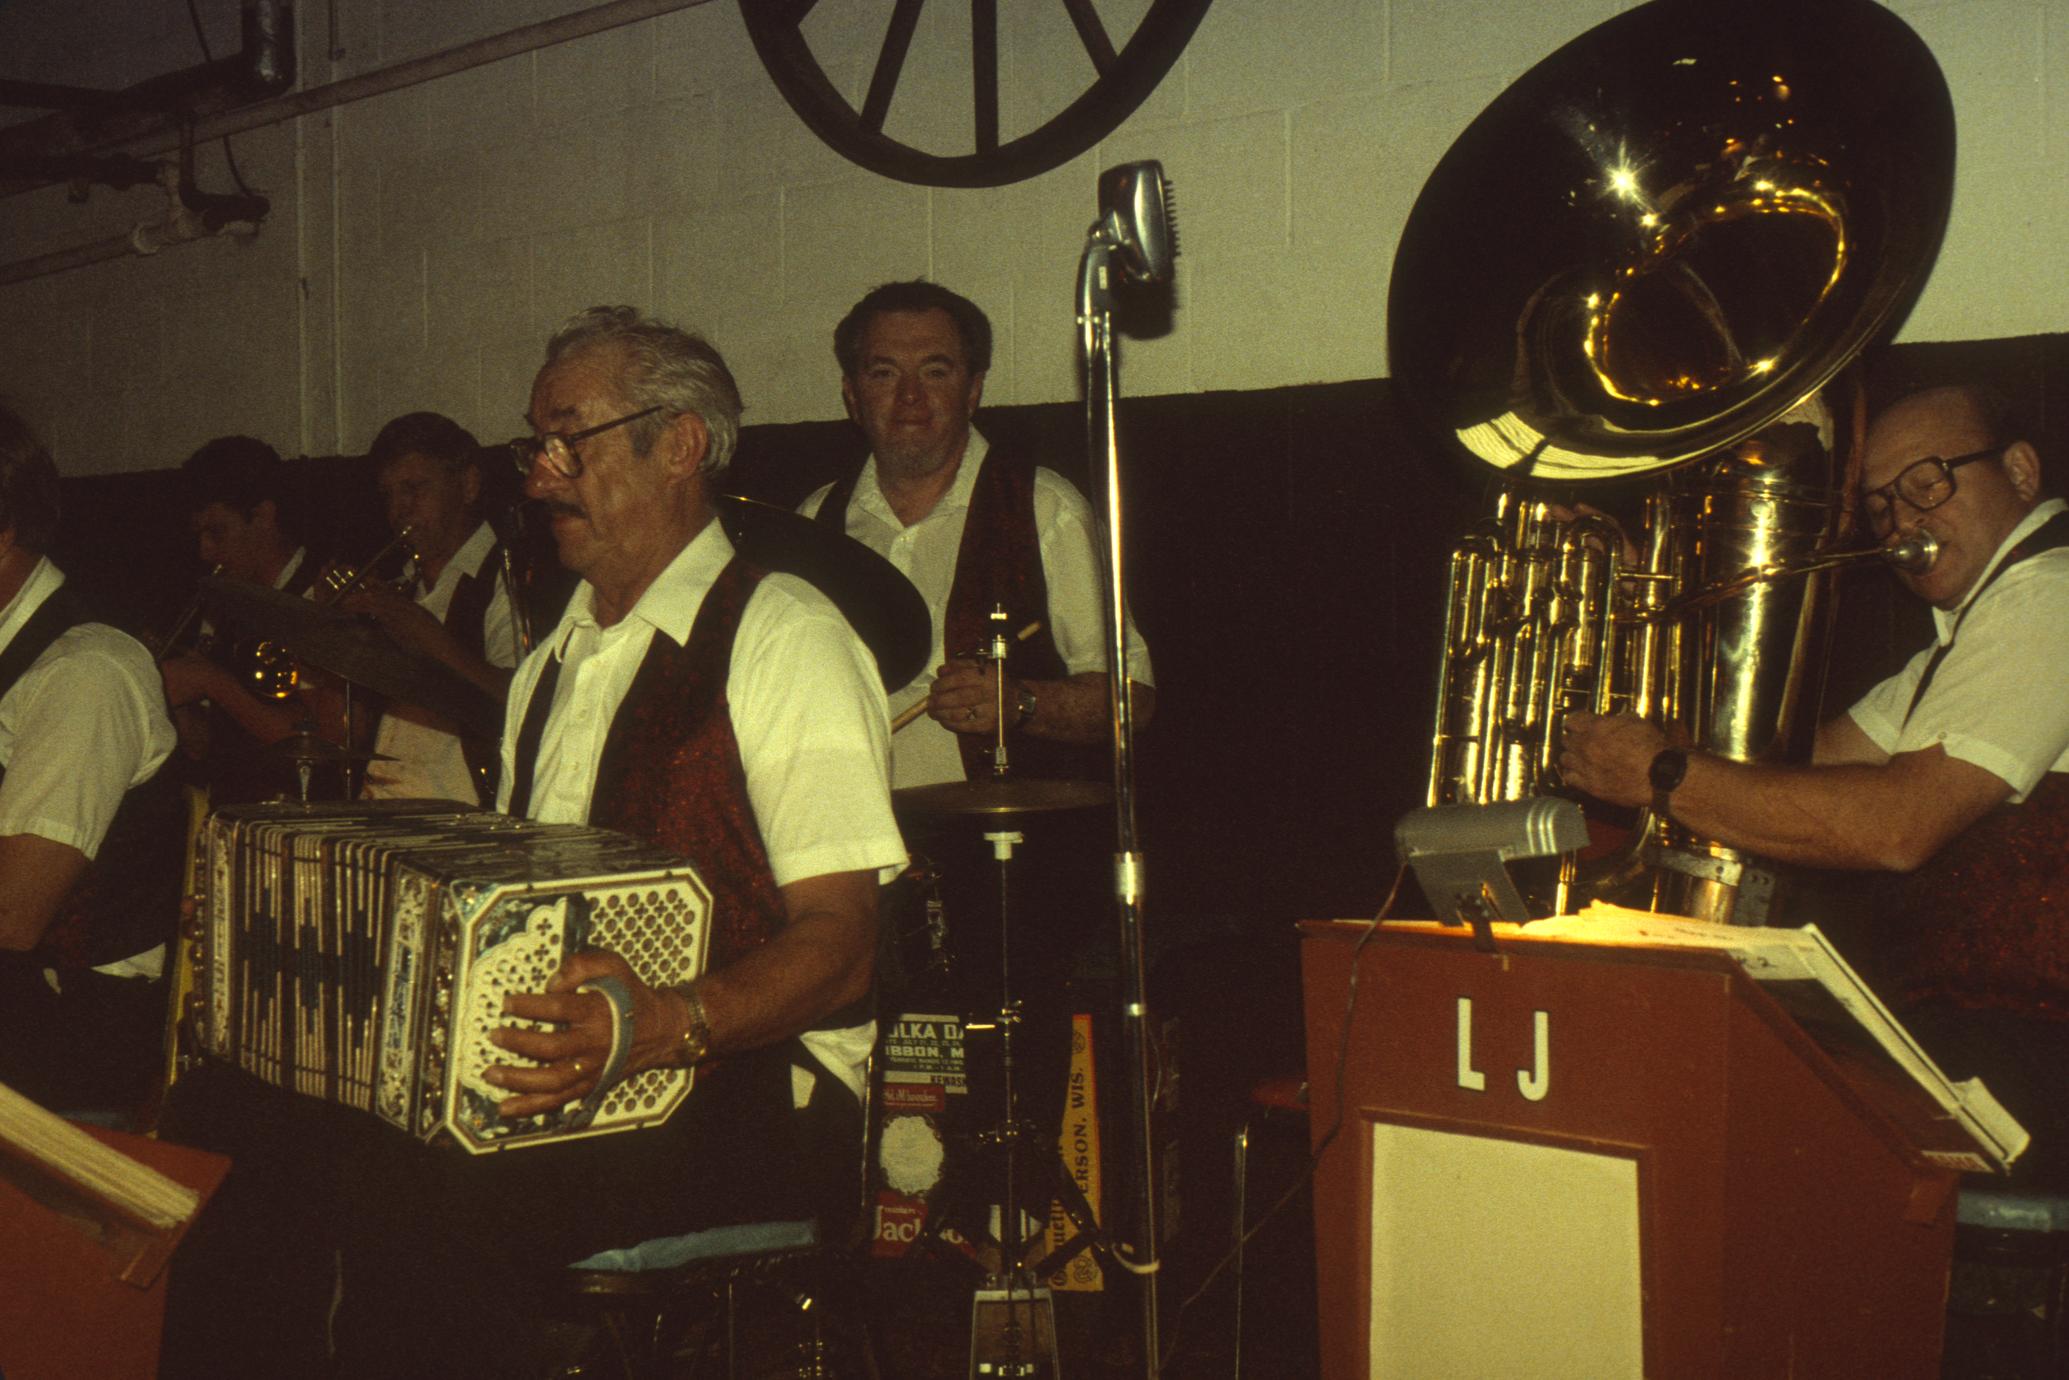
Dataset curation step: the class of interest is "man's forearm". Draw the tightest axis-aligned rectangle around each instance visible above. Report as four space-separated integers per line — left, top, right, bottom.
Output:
410 615 515 700
685 870 878 1055
210 679 302 745
1667 756 1914 869
1020 672 1155 746
414 634 512 702
0 834 91 951
1662 748 2005 872
1561 710 2010 873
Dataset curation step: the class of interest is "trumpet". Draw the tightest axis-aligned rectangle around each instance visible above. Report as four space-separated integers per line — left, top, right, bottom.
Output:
242 526 420 702
152 563 225 661
319 524 418 605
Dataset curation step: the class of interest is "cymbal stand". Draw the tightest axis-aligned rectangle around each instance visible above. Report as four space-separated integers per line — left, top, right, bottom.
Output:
341 683 360 799
985 603 1012 778
1076 159 1176 1374
967 824 1062 1379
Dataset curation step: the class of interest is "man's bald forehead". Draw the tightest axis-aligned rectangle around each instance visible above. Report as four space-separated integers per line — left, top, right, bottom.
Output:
1876 385 1997 442
1862 385 2002 484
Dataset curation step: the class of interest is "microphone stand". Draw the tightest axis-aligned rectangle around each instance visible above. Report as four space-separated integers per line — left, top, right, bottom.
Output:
487 499 536 664
1077 212 1161 1377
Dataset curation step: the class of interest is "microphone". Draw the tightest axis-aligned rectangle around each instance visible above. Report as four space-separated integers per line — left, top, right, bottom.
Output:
485 495 527 548
1095 161 1177 286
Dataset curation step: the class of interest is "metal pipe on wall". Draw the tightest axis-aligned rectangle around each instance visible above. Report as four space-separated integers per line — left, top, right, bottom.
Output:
0 162 266 288
0 0 714 289
0 0 715 202
0 1 294 195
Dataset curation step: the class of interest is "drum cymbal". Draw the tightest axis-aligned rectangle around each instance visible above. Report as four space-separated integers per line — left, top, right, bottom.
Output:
201 578 504 740
261 729 397 768
717 494 930 692
892 778 1112 818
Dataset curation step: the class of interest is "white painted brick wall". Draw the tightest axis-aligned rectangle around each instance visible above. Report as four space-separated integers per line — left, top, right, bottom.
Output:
0 0 2063 475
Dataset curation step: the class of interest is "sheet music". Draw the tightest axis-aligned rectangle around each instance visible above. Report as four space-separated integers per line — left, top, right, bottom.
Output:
1523 903 2028 1172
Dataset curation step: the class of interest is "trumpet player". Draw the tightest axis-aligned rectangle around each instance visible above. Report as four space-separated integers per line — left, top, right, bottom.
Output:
159 434 337 803
1562 384 2069 1186
342 411 525 805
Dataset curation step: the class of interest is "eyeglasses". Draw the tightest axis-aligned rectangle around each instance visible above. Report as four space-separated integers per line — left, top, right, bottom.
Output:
509 406 663 480
1860 446 2001 536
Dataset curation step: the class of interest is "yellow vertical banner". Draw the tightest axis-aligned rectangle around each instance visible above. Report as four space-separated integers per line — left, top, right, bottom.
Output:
1046 1012 1103 1291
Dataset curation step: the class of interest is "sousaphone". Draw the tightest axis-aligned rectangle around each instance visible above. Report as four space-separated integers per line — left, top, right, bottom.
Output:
1391 0 1955 923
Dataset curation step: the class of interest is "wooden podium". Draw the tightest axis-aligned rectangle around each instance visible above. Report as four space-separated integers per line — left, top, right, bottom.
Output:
1302 919 1996 1380
0 1112 229 1380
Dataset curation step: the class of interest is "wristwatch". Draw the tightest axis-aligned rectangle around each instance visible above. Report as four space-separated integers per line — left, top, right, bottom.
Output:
672 982 712 1067
1648 747 1689 822
1013 683 1038 728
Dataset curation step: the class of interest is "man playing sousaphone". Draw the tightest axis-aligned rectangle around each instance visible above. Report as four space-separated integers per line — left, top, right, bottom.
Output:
1562 384 2069 1185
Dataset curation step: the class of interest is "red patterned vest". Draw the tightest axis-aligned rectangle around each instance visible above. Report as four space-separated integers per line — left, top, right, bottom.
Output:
512 558 786 971
1879 773 2069 1020
816 442 1104 782
1875 510 2069 1019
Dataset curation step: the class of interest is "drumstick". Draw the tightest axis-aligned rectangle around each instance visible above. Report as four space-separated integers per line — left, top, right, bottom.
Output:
891 621 1044 732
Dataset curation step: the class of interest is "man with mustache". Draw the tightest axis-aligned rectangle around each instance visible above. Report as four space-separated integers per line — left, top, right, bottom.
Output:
330 307 904 1374
1561 384 2069 1182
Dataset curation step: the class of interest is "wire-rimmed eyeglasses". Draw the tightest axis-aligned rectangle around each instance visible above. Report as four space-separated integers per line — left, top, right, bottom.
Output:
508 406 663 481
1861 446 2001 537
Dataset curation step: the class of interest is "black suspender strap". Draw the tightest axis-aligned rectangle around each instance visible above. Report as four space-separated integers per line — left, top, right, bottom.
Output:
0 585 84 704
1905 509 2069 726
503 652 563 820
812 466 861 531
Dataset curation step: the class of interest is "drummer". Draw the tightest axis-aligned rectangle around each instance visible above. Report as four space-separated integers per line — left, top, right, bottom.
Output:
340 411 524 805
801 280 1156 1212
803 279 1154 785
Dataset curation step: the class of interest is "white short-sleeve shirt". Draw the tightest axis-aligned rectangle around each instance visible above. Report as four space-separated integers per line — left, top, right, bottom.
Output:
0 557 176 857
1847 497 2069 801
799 431 1154 789
363 522 517 803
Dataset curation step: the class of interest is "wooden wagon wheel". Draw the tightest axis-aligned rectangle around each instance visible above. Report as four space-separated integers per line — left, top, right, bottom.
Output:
739 0 1212 188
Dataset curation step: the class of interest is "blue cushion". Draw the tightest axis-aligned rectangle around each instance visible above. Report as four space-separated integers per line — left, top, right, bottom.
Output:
571 1218 819 1272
